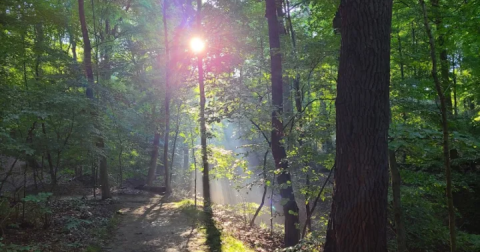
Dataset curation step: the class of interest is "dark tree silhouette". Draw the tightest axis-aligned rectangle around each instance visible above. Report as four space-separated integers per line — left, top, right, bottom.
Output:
324 0 393 251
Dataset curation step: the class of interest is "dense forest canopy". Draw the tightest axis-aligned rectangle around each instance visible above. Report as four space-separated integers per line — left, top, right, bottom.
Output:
1 0 480 251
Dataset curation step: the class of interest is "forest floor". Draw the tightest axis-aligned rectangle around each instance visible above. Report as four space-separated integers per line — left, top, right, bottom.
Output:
104 192 283 252
103 194 207 252
1 184 282 251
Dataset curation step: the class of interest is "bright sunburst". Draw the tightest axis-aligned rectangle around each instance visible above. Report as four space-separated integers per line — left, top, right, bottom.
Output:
190 37 205 53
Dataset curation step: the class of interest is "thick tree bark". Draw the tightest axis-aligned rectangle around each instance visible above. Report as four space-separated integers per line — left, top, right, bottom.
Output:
324 1 393 251
78 0 110 199
389 150 407 252
420 1 456 251
265 0 300 246
162 0 172 194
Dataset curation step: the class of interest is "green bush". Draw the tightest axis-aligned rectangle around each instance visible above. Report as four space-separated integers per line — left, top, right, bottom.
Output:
22 192 52 227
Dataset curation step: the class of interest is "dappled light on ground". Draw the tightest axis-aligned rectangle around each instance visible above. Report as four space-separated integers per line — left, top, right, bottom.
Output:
106 195 207 252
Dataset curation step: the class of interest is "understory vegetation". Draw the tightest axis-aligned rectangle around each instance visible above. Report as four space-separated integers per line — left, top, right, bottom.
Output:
1 0 480 251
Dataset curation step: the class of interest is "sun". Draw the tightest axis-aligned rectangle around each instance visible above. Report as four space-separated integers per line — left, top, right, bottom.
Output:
190 37 205 53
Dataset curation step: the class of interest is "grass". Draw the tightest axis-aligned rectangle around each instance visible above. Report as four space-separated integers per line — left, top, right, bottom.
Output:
175 198 254 252
199 219 254 252
174 198 201 208
221 235 255 252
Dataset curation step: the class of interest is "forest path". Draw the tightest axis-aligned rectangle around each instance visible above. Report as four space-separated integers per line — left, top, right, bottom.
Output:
104 195 207 252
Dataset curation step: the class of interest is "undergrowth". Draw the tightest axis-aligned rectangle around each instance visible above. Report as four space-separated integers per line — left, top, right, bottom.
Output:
176 198 254 252
84 209 121 252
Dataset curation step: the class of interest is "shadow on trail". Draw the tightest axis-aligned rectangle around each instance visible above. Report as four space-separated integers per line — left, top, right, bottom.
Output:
138 195 167 223
106 194 206 252
204 211 222 252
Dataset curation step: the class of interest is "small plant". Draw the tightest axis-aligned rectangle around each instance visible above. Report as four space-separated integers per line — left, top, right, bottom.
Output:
22 192 53 228
0 238 38 252
277 236 322 252
64 217 92 231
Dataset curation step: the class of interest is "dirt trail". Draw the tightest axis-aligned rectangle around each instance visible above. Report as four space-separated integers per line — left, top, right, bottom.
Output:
105 195 206 252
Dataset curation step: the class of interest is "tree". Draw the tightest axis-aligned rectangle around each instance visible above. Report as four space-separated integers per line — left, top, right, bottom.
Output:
420 0 456 250
324 0 393 251
78 0 111 199
147 130 161 186
389 150 407 252
196 0 211 211
265 0 300 246
162 0 172 194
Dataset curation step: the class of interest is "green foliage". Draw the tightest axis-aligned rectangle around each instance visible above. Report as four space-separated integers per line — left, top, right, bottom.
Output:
0 238 39 252
21 192 52 227
277 236 322 252
0 0 480 250
208 146 250 181
64 217 92 231
220 235 254 252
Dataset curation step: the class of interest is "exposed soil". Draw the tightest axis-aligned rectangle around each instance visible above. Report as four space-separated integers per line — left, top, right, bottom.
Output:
2 183 283 252
104 193 283 252
104 194 206 252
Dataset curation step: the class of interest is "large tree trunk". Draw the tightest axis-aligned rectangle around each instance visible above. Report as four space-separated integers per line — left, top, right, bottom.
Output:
162 0 172 194
324 1 393 251
389 150 407 252
265 0 300 246
420 1 456 251
78 0 111 199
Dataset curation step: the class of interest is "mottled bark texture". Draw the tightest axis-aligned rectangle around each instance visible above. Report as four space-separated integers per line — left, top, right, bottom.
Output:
324 0 393 251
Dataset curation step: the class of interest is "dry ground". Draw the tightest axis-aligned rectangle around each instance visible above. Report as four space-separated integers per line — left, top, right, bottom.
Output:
104 195 207 252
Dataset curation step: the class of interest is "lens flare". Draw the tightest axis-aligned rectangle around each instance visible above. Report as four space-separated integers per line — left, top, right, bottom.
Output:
190 37 205 53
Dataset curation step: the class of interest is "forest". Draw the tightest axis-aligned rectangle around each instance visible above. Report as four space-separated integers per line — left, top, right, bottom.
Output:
1 0 480 251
